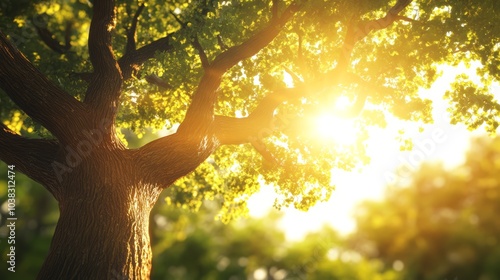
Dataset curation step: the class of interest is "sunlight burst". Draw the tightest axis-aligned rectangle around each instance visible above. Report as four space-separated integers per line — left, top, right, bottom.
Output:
334 95 352 110
315 114 358 145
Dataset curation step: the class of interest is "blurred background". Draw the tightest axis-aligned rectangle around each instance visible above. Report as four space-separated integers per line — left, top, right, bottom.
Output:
2 134 500 280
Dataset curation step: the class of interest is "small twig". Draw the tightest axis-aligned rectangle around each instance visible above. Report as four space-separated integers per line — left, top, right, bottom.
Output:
217 34 229 50
145 74 172 90
64 21 72 49
282 65 303 85
169 11 187 28
395 15 419 23
192 36 210 69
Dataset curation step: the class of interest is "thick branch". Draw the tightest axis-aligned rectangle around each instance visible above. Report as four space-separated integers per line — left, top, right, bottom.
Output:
78 5 177 82
213 71 383 146
213 88 296 145
119 33 176 80
136 132 219 188
75 32 177 85
211 3 299 73
84 0 123 124
0 31 84 142
340 0 414 68
0 124 60 198
179 3 300 134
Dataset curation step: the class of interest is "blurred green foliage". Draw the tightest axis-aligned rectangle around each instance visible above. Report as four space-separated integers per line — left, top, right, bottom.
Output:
1 0 499 219
351 136 500 280
0 162 58 279
150 203 401 280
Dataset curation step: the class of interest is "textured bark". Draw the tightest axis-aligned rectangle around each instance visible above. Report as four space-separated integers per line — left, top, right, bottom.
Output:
37 147 162 280
0 31 85 143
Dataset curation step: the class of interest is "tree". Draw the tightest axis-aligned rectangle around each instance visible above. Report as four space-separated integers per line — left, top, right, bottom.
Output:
0 0 498 278
351 137 500 280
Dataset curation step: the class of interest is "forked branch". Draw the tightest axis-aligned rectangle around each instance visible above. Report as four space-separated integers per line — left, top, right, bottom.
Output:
125 3 146 54
119 32 177 80
84 0 123 123
179 2 300 134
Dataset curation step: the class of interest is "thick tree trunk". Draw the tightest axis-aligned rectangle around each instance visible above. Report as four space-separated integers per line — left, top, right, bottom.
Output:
36 149 162 280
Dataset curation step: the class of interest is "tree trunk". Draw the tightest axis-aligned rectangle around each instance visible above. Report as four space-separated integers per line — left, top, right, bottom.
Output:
37 148 162 280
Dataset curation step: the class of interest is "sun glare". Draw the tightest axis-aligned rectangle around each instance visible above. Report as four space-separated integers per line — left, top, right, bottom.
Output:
314 95 358 145
315 114 357 145
334 95 352 109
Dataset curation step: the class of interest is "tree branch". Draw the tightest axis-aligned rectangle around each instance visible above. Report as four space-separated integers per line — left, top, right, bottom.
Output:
119 33 176 80
136 87 290 186
212 70 383 146
83 0 123 125
33 18 72 54
213 88 297 145
211 3 299 73
75 32 178 85
76 5 178 83
125 3 145 55
178 3 300 135
192 36 210 69
169 11 187 28
145 74 172 90
0 31 85 142
136 132 219 188
340 0 414 68
217 34 229 50
272 0 279 19
0 123 61 198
